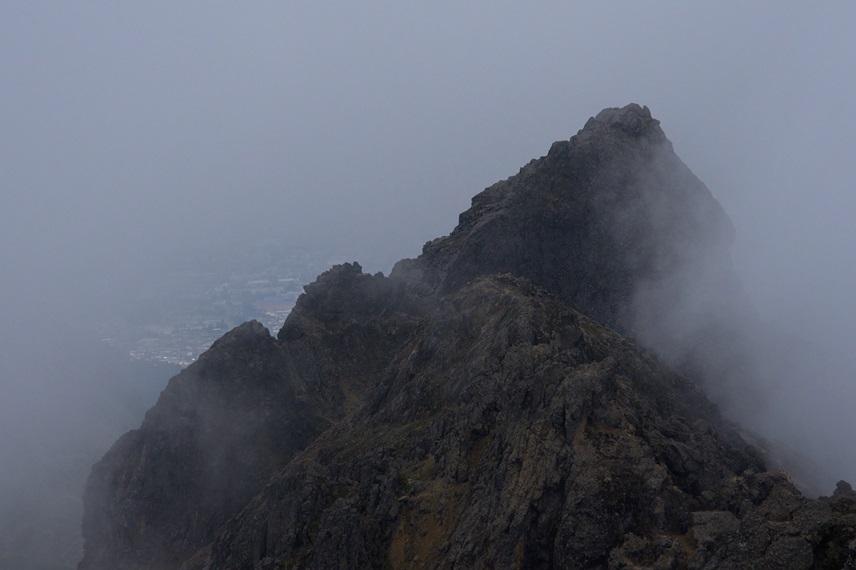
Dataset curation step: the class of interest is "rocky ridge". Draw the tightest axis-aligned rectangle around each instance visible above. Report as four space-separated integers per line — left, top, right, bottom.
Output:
80 104 856 569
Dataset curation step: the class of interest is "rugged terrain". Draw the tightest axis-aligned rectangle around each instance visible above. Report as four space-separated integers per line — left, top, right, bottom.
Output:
80 104 856 569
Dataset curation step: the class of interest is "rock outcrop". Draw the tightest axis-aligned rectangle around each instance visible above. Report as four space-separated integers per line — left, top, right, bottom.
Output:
392 104 755 411
80 265 424 569
80 105 856 569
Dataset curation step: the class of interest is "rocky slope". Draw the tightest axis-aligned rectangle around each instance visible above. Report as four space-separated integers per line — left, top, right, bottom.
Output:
80 105 856 569
79 267 424 569
391 104 756 413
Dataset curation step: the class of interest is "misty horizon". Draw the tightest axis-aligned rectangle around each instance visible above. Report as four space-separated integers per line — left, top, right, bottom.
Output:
2 4 856 568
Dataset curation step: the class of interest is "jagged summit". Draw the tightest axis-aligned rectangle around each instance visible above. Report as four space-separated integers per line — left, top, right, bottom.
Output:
392 103 744 384
581 103 662 137
79 106 856 570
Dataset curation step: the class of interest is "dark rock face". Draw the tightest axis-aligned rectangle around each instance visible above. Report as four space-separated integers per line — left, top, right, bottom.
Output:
392 104 755 412
197 276 856 570
393 104 742 337
80 105 856 569
79 321 321 570
392 104 753 410
79 266 424 570
203 275 765 569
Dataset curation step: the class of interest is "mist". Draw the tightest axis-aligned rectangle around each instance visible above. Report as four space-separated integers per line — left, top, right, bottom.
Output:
2 2 856 566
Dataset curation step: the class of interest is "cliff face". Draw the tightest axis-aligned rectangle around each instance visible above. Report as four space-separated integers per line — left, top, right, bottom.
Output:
391 104 755 411
394 105 737 317
80 105 856 569
202 275 856 570
80 266 424 569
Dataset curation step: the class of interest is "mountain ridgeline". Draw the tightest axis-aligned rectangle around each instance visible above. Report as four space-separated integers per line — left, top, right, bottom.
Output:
79 105 856 569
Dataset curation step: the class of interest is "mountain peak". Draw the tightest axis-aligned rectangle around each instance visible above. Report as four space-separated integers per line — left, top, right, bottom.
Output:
586 103 658 134
79 106 856 570
394 104 737 356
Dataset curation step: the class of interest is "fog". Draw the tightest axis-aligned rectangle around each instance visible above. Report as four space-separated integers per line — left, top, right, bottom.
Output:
2 2 856 566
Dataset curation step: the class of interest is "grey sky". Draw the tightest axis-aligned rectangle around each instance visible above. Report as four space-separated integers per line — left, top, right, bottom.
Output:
3 4 855 323
2 3 856 485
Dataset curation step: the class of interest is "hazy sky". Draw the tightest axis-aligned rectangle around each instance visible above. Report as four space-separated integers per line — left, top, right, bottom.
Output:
3 3 856 325
3 3 856 483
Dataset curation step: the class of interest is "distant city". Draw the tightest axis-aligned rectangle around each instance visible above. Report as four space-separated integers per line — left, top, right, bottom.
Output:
99 242 398 367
